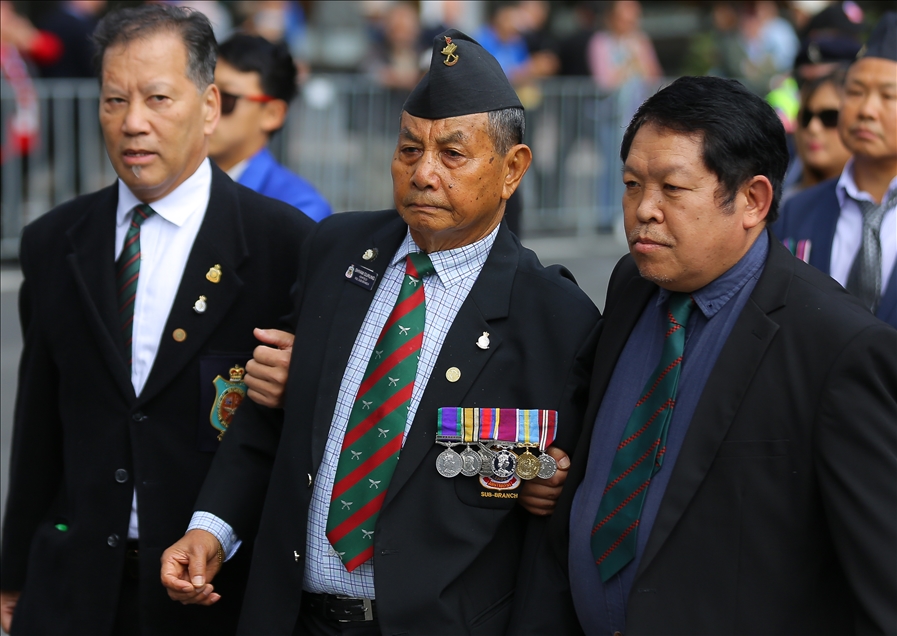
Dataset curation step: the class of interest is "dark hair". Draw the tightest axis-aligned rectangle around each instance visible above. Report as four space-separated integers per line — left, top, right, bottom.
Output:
488 107 526 155
800 66 848 103
92 4 217 89
218 33 298 103
620 76 790 223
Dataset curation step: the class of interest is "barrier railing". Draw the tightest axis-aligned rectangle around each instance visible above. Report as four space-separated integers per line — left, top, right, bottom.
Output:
2 76 653 259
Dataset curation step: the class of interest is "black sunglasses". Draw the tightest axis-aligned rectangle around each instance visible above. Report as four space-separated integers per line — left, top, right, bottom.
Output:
220 90 275 116
798 108 839 129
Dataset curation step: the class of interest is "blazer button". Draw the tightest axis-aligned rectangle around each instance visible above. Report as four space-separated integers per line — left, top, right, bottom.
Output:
115 469 129 483
307 473 313 488
107 533 120 547
132 411 146 422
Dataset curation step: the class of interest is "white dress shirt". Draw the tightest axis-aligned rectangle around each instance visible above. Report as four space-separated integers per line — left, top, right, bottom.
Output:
190 224 499 599
115 158 212 538
832 157 897 291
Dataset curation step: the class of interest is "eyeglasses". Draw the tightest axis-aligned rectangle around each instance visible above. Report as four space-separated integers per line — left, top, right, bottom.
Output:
220 91 275 116
798 108 839 129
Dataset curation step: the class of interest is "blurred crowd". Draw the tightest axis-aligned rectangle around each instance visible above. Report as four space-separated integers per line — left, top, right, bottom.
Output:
0 0 890 218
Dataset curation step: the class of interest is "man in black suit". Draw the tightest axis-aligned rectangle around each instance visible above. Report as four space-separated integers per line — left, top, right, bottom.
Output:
161 29 600 635
515 76 897 635
0 5 312 634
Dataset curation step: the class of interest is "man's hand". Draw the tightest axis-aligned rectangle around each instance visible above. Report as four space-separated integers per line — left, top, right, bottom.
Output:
160 529 223 606
245 328 294 408
518 446 571 515
1 589 20 633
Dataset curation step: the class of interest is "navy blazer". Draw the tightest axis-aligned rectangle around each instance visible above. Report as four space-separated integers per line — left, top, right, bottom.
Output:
773 178 897 328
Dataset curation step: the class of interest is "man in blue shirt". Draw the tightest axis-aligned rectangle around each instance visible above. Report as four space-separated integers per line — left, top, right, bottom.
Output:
209 33 331 222
514 75 896 635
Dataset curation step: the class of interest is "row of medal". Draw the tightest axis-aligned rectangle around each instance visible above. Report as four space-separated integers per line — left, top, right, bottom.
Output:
434 408 559 481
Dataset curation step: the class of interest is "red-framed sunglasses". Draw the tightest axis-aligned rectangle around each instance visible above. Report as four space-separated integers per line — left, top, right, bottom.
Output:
220 90 276 116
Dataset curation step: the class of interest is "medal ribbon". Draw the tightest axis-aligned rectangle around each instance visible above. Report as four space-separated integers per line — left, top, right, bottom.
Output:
435 408 559 445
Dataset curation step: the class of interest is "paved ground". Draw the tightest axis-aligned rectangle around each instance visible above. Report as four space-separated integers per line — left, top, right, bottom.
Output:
0 232 626 629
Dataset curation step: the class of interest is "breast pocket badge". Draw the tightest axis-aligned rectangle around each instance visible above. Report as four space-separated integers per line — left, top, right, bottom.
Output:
210 365 247 441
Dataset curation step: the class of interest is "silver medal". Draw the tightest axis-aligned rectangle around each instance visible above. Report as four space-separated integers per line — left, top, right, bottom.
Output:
459 446 482 477
477 442 496 476
537 453 558 479
436 447 462 478
491 449 518 479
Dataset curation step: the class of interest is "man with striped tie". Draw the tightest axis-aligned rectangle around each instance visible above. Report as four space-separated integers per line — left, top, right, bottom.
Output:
0 5 313 634
519 76 896 635
161 29 600 635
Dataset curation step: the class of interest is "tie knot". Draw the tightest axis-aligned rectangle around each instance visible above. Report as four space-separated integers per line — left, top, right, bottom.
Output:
667 292 695 328
132 204 156 227
407 252 436 279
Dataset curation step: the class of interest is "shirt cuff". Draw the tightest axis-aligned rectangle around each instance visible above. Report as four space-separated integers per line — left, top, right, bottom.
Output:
188 511 241 561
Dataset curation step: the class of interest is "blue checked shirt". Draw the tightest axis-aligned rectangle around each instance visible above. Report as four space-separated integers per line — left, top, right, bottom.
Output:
190 225 498 599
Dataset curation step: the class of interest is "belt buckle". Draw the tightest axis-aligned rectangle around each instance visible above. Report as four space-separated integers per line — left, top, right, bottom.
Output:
335 596 374 622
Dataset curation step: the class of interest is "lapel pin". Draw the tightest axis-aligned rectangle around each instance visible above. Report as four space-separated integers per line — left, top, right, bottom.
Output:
446 367 461 383
206 264 222 283
172 328 187 342
362 248 378 262
476 332 490 350
193 295 207 314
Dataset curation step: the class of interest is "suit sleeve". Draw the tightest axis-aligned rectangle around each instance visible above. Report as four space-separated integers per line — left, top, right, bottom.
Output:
0 234 65 590
814 322 897 633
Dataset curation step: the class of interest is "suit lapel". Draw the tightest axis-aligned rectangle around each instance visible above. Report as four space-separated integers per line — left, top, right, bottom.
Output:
137 165 249 404
384 225 516 508
807 185 839 274
876 260 897 325
309 217 409 469
65 184 135 401
637 235 788 575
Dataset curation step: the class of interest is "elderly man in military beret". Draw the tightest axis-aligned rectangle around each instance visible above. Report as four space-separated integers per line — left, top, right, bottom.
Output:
161 30 600 634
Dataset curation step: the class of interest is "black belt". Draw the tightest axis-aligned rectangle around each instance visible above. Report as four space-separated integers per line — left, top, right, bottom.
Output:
124 540 140 580
302 592 377 622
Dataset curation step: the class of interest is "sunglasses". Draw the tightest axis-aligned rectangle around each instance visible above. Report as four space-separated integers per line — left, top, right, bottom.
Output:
220 91 275 116
798 108 839 129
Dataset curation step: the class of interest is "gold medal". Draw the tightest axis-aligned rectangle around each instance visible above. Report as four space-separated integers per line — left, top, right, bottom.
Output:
515 446 541 480
206 264 222 283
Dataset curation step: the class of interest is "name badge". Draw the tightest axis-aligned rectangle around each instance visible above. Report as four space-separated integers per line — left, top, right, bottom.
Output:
345 263 378 291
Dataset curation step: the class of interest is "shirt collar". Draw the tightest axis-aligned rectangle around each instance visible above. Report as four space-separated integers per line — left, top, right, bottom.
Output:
226 157 250 182
657 230 768 320
391 224 500 288
116 158 212 227
836 156 897 208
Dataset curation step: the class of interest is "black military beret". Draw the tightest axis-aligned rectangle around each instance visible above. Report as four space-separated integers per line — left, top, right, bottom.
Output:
858 12 896 62
403 29 523 120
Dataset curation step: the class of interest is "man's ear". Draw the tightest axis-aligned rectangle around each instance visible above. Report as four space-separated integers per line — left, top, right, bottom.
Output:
203 83 221 135
260 99 289 135
501 144 533 201
741 175 773 229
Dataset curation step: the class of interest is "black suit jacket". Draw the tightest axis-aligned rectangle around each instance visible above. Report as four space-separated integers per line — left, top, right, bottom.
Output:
194 210 602 635
0 164 314 635
517 234 897 635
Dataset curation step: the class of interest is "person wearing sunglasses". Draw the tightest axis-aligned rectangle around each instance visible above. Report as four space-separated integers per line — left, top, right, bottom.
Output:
775 12 897 329
782 69 852 203
209 33 332 222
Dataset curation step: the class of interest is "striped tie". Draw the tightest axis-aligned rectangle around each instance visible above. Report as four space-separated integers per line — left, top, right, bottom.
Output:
326 252 435 572
590 292 695 582
116 204 155 366
846 190 897 314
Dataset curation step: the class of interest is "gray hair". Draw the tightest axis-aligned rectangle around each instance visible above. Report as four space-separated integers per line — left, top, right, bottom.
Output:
92 4 217 90
487 107 526 155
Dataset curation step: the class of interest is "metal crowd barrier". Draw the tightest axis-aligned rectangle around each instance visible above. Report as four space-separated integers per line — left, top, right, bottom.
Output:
1 76 653 260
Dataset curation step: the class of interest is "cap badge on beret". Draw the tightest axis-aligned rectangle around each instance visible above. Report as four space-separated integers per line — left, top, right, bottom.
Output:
441 36 459 67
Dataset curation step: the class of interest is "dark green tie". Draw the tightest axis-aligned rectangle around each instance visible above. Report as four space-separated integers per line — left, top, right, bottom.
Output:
590 292 695 581
326 252 436 572
117 204 155 366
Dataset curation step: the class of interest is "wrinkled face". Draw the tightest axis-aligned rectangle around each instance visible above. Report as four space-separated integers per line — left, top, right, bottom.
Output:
99 31 218 203
208 60 270 170
622 124 758 292
796 81 851 179
391 111 511 252
839 57 897 163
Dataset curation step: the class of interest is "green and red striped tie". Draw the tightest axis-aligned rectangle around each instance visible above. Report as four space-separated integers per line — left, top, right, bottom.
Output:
117 204 155 367
326 252 435 571
590 292 695 581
